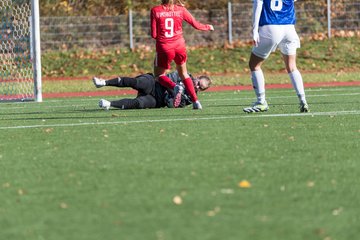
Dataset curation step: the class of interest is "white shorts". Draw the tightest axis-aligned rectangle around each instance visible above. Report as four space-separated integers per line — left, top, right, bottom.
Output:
252 25 300 59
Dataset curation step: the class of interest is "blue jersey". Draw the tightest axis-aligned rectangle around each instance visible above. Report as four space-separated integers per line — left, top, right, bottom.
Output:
259 0 296 26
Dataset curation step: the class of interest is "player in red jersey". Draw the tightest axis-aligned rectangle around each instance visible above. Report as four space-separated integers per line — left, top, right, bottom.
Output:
150 0 214 109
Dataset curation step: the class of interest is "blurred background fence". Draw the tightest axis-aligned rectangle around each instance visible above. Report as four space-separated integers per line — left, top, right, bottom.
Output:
40 0 360 51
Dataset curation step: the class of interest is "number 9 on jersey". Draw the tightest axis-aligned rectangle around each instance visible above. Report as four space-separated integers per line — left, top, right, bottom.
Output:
165 18 174 38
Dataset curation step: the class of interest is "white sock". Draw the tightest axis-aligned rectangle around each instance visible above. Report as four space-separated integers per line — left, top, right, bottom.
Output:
251 70 266 104
289 70 306 103
97 78 106 86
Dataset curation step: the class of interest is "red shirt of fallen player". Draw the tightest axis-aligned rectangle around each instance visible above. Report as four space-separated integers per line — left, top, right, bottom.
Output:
150 4 213 67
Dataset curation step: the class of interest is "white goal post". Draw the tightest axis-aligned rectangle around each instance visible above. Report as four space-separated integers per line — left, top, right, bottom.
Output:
0 0 42 102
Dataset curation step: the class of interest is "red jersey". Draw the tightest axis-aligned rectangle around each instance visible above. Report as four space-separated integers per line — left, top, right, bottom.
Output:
150 4 212 52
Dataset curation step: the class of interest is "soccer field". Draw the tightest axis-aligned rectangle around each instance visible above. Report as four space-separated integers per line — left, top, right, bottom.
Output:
1 86 360 240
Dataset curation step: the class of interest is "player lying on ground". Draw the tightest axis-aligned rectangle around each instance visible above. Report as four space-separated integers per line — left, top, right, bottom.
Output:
244 0 309 113
92 71 211 110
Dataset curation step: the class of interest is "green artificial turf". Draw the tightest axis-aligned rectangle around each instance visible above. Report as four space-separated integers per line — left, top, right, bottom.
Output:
1 86 359 240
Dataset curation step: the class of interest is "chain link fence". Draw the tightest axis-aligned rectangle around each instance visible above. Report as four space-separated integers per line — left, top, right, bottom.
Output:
40 0 360 51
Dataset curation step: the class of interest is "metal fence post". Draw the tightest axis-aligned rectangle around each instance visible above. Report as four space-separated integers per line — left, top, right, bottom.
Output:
129 9 134 49
327 0 331 38
228 2 233 44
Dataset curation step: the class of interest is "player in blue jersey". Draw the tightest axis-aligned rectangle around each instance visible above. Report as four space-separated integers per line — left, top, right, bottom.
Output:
243 0 309 113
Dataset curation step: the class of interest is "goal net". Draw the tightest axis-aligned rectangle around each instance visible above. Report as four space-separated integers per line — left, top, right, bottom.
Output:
0 0 42 102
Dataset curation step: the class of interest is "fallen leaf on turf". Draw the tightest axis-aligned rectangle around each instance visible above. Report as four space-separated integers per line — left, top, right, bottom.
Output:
332 207 343 216
307 181 315 187
238 180 251 188
18 189 25 195
3 182 10 188
44 128 53 133
207 210 216 217
207 206 221 217
60 202 68 209
172 195 182 205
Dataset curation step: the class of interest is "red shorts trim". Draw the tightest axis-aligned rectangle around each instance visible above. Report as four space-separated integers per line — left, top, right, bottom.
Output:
154 48 187 69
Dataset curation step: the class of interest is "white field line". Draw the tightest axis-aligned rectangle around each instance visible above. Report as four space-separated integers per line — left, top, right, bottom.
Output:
1 91 359 110
304 87 360 92
2 86 357 105
205 92 360 102
43 87 358 103
1 110 359 130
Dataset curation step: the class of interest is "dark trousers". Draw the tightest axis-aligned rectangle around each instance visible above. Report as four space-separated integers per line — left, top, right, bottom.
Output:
106 74 157 109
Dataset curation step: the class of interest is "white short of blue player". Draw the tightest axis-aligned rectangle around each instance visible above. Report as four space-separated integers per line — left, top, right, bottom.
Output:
252 25 300 59
252 0 300 58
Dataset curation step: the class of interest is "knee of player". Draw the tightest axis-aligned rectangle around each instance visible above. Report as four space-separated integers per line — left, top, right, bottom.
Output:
286 64 298 73
134 99 145 109
249 63 261 72
248 59 263 71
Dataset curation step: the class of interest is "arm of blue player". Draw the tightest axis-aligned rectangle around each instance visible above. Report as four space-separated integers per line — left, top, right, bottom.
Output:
252 0 263 46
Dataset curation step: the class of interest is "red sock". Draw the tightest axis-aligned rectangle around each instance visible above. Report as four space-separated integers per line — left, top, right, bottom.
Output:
183 77 198 102
158 75 176 89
